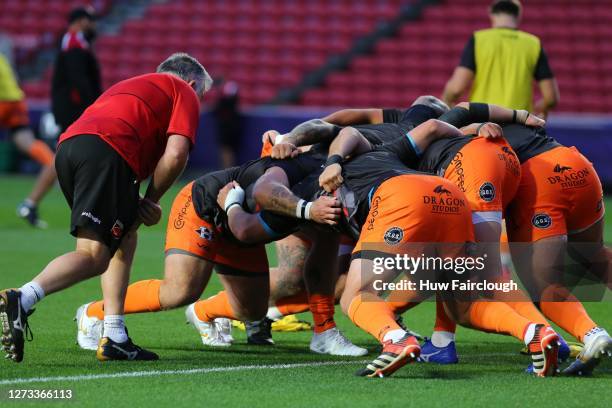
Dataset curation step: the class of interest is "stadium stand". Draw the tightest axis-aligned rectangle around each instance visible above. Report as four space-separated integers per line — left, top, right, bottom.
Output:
19 0 406 105
300 0 612 112
11 0 612 112
0 0 111 66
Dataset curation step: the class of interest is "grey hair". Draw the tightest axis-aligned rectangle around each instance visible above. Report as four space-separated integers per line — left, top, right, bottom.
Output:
157 52 212 96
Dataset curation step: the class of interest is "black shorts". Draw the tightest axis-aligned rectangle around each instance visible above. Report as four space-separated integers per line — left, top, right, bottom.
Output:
55 135 140 255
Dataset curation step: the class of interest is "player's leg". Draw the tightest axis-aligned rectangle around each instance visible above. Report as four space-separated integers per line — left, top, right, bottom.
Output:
9 103 56 227
301 227 367 356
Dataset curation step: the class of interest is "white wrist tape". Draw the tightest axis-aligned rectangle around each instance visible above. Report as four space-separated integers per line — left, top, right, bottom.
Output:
274 133 286 145
296 199 312 220
515 110 529 125
224 185 245 212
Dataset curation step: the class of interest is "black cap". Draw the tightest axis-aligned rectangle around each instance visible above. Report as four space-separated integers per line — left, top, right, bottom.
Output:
68 6 96 24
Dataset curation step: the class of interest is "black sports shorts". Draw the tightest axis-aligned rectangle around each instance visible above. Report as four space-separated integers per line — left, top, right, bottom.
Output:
55 134 140 255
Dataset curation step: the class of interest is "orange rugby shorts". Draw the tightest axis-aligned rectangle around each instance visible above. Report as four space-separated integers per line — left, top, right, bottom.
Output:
443 136 521 214
506 146 605 242
165 182 269 276
0 100 29 128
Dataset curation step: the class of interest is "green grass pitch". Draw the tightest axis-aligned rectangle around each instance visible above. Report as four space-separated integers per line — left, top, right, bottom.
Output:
0 175 610 407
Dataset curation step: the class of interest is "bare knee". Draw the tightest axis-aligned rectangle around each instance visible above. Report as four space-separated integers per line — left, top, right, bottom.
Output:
159 276 204 310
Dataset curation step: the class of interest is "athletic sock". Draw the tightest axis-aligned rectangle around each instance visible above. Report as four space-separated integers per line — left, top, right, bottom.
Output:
468 301 531 341
523 323 537 345
506 301 548 325
431 331 455 347
19 281 45 312
87 279 162 320
584 327 609 348
348 293 402 343
267 291 310 320
309 294 336 333
433 301 457 333
387 300 419 315
194 291 236 322
103 315 128 343
538 285 598 343
27 140 54 166
383 329 407 343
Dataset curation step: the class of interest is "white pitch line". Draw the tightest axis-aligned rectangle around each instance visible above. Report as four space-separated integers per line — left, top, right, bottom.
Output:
0 359 370 386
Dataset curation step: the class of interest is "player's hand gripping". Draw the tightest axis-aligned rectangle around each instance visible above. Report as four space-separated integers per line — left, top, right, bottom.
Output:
138 197 162 226
319 163 343 193
271 142 299 159
308 195 341 226
476 122 504 139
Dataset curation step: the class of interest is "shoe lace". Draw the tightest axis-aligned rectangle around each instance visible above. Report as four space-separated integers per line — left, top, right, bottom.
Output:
24 309 35 342
331 329 356 348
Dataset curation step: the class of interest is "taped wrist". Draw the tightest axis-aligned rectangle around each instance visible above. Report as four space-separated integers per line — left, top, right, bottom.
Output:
325 154 343 167
224 185 245 213
295 199 312 220
468 103 490 123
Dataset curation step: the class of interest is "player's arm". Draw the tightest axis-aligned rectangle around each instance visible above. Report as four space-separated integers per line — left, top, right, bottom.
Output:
217 182 275 244
442 35 476 106
441 102 545 130
252 167 341 225
532 47 559 119
270 119 342 159
318 127 373 192
322 109 383 126
534 79 560 120
139 135 190 226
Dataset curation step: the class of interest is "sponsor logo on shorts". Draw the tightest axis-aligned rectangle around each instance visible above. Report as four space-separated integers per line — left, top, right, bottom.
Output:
498 146 520 177
173 195 192 229
479 182 496 202
423 185 466 214
196 226 213 241
547 165 590 189
448 151 466 192
553 164 572 174
81 211 101 225
111 220 124 239
383 227 403 245
532 213 552 229
433 185 452 196
367 196 381 230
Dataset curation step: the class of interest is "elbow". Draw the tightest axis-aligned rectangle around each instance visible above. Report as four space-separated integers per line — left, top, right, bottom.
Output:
252 181 269 207
166 147 189 168
232 226 251 244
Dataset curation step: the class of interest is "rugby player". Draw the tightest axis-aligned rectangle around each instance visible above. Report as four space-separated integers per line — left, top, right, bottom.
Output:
438 102 612 375
264 121 562 377
0 53 211 363
75 147 368 355
0 50 56 228
267 97 559 367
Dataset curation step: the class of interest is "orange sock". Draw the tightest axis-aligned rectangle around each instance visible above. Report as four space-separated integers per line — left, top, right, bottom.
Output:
468 301 531 341
194 291 236 322
506 302 548 325
540 301 596 343
539 285 597 342
27 140 54 166
348 293 401 342
86 279 162 319
275 291 309 316
387 300 419 315
309 294 336 333
434 301 457 333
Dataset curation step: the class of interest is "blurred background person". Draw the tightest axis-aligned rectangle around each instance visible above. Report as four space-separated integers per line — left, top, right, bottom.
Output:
0 33 56 228
442 0 560 118
213 78 241 168
51 6 101 132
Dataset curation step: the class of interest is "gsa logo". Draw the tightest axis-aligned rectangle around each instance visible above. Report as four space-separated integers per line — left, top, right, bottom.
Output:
479 182 495 202
384 227 404 245
532 213 552 229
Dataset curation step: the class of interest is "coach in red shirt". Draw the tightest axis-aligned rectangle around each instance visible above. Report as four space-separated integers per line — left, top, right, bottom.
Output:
0 53 212 363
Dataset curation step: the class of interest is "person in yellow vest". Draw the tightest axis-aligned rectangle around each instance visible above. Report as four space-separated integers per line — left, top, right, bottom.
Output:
0 43 56 228
442 0 560 118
